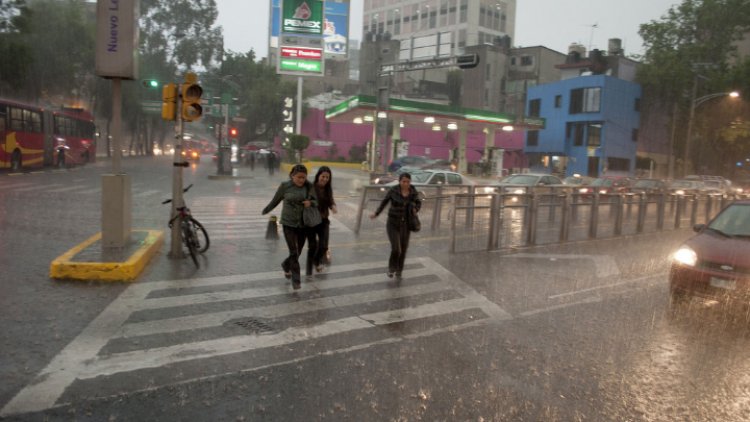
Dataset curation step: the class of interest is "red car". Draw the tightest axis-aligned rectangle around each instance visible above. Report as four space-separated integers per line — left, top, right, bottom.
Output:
670 201 750 304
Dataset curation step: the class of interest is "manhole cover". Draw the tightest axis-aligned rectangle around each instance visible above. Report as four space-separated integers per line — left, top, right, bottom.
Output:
227 317 277 334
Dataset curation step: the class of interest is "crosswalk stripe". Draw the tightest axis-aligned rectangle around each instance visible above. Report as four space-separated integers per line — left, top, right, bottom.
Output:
78 296 483 379
133 189 161 198
46 185 88 193
13 184 62 192
119 279 454 338
135 267 435 310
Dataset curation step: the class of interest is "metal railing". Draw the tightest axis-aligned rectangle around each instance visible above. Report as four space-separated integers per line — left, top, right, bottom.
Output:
353 184 741 253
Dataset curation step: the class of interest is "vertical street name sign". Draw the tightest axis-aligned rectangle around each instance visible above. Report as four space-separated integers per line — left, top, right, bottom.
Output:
95 0 139 79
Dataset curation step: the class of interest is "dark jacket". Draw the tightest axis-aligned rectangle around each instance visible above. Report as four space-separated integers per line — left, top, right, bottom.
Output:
314 184 336 220
262 180 318 227
375 185 421 220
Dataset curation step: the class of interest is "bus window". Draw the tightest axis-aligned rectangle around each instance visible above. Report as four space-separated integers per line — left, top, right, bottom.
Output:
27 110 42 133
10 107 24 131
0 104 6 133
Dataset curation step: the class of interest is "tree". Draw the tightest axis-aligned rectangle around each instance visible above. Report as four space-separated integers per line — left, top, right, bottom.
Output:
285 134 310 162
637 0 750 175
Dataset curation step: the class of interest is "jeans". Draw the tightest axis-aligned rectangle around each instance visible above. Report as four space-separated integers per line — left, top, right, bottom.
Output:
386 216 410 274
282 225 314 282
312 218 330 268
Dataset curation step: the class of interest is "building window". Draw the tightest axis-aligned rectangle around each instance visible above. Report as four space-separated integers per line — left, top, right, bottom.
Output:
569 87 601 114
510 57 516 65
527 130 539 147
554 95 562 108
528 99 541 117
520 55 532 66
607 157 630 172
587 123 602 147
567 122 585 147
459 0 468 23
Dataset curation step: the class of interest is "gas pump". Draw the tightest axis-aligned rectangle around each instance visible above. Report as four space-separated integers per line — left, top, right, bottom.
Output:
488 148 505 178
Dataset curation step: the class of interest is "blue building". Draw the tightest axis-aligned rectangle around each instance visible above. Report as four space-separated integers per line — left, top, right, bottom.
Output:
524 74 641 177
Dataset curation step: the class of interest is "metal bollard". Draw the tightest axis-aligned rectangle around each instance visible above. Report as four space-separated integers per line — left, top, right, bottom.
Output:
636 193 646 233
265 215 279 240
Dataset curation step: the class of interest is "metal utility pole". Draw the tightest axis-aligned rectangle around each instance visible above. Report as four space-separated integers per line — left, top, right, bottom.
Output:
169 84 186 258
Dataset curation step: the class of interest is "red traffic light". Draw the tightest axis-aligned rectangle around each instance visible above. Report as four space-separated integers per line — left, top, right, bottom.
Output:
230 128 238 137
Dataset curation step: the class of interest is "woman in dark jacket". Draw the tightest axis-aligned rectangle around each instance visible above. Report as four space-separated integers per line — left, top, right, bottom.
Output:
310 166 337 273
262 164 317 289
369 173 421 278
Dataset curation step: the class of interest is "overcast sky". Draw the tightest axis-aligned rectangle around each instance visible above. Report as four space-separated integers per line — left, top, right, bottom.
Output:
215 0 680 58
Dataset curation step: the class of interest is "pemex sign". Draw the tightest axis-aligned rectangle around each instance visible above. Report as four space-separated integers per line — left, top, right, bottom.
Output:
282 0 323 35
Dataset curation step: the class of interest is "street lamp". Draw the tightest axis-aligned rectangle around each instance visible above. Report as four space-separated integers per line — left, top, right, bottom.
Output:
683 90 740 176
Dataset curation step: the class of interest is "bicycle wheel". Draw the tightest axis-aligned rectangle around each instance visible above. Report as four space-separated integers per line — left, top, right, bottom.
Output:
190 217 210 253
182 222 200 268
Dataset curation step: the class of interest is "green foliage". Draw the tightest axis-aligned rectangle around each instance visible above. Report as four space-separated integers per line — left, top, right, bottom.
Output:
637 0 750 174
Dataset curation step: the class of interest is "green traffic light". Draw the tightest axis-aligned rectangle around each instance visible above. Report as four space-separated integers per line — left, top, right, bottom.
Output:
142 79 159 88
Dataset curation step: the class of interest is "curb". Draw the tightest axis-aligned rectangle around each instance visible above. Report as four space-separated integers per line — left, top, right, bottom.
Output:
49 230 164 282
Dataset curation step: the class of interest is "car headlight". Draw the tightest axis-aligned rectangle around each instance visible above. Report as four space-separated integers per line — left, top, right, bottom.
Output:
374 178 380 184
675 189 685 195
673 247 697 267
482 186 495 194
579 187 590 194
512 188 524 195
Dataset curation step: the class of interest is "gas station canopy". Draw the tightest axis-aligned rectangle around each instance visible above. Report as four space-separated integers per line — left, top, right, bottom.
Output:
325 95 545 132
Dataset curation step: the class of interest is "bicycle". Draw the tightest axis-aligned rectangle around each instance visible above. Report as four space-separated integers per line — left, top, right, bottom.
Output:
162 184 210 268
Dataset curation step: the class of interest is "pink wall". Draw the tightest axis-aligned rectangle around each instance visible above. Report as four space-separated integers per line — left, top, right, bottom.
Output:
275 108 528 170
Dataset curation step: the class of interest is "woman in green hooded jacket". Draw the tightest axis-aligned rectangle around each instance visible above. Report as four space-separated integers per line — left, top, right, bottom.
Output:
262 164 317 289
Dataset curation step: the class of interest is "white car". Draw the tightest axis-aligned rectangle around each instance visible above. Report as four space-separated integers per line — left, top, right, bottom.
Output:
384 170 473 186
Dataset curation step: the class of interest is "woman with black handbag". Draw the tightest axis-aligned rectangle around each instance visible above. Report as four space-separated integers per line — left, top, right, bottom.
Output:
262 164 317 289
370 173 422 279
310 166 337 273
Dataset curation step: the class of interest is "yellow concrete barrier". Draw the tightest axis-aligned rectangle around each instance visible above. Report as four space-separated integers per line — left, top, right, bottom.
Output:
50 230 164 282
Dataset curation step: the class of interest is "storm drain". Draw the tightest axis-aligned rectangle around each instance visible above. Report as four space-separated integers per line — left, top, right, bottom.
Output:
226 317 277 335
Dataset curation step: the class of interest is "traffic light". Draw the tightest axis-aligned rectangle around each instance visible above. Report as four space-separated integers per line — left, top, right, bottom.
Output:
181 72 203 122
161 83 178 121
456 53 480 69
229 127 238 138
142 79 159 88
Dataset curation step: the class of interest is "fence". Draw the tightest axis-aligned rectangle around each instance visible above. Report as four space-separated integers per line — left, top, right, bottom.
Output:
354 184 740 253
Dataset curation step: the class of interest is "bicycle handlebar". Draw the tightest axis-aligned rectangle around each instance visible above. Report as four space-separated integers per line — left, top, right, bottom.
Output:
161 184 195 204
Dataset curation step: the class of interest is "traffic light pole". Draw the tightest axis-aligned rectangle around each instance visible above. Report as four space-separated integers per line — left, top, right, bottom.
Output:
169 83 186 258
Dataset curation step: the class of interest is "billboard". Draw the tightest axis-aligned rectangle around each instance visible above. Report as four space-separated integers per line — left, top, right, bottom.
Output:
282 0 324 35
323 2 349 56
271 0 349 56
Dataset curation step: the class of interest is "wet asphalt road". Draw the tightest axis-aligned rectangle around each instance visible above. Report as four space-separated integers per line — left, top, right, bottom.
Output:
1 156 750 421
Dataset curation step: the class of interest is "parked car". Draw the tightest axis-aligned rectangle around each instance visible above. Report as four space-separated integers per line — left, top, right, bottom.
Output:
562 174 595 187
668 179 707 196
629 178 669 195
384 169 473 187
579 176 634 196
487 173 567 202
670 200 750 304
387 155 431 172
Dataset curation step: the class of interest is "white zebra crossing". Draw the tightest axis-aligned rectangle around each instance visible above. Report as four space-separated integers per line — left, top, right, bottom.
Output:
0 257 510 416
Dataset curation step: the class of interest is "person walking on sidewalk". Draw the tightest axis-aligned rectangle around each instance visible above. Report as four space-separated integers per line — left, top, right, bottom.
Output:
262 164 317 289
310 166 337 273
370 173 421 279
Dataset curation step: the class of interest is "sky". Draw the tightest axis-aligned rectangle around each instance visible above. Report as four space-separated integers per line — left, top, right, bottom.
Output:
215 0 680 59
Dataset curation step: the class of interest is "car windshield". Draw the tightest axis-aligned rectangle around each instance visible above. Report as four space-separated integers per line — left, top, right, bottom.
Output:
409 171 432 183
709 204 750 236
634 180 659 188
591 178 614 187
500 175 538 185
671 180 699 188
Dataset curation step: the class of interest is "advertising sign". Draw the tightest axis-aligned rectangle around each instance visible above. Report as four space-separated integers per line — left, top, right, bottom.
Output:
282 0 324 35
95 0 139 79
323 2 349 56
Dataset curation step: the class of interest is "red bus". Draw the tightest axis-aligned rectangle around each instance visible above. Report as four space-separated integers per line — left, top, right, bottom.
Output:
0 99 97 171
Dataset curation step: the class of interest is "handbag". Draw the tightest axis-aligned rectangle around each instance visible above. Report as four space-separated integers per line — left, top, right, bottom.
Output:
303 186 322 227
406 202 421 232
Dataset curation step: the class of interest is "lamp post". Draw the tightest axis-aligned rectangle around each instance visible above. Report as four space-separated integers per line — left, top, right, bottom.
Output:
683 90 740 176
